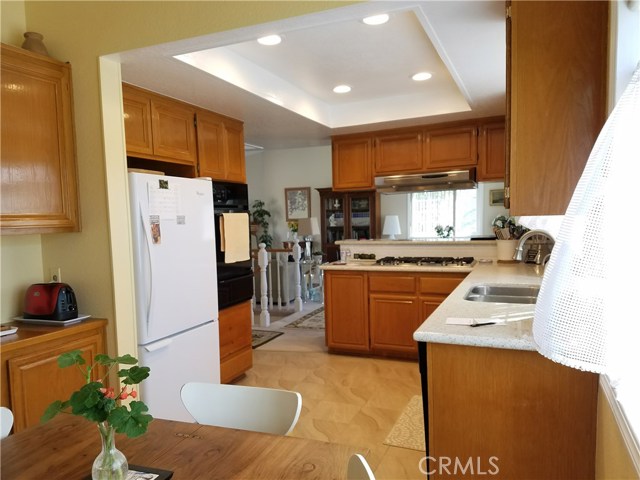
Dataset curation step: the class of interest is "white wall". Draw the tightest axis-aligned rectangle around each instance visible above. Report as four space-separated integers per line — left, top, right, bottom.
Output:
246 145 332 248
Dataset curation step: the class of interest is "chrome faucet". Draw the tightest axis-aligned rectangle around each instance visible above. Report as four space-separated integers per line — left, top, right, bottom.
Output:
513 229 555 263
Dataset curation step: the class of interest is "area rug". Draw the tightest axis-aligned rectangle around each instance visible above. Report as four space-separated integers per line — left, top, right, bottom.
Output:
383 395 426 452
284 307 324 329
252 330 283 349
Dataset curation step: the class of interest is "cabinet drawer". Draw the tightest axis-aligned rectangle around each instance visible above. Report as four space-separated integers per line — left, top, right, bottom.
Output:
369 274 416 293
218 301 252 360
220 347 252 384
418 273 467 295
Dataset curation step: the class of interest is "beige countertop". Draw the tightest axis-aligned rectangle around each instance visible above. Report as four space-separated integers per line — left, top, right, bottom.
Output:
413 262 546 351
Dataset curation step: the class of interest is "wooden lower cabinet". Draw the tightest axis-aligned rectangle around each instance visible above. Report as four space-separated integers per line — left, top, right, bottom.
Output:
219 300 252 383
325 271 369 353
0 319 107 433
325 270 466 359
425 343 598 479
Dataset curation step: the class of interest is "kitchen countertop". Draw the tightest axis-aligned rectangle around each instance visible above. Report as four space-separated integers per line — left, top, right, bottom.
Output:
413 262 545 351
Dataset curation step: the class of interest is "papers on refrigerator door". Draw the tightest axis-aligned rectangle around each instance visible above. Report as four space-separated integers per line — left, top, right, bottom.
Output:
147 179 183 221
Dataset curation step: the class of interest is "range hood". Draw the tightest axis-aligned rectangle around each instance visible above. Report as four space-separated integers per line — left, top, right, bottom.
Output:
375 169 477 194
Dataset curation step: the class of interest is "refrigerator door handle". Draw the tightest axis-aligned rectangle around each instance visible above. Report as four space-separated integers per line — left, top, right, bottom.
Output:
143 338 173 352
138 202 153 331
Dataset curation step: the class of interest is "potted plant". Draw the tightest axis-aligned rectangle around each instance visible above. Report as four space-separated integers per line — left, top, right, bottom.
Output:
250 199 273 248
41 350 152 479
492 216 529 261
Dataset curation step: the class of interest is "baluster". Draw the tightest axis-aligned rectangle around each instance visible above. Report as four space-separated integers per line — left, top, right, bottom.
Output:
257 243 270 327
267 252 274 310
293 243 303 311
275 252 284 309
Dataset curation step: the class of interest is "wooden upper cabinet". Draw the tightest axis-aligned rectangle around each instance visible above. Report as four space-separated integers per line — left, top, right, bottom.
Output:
332 136 373 190
478 121 506 181
122 87 153 156
222 118 246 183
122 83 197 166
195 110 226 179
1 43 80 234
374 130 423 174
196 110 246 183
150 97 197 164
508 1 607 215
424 125 478 170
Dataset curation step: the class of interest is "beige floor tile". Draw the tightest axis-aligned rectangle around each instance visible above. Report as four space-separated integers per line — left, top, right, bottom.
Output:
238 303 424 480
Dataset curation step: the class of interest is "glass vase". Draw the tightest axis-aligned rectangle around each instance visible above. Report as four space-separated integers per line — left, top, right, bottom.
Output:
92 422 128 480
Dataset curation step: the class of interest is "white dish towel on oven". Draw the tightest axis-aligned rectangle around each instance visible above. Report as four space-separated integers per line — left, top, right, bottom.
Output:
220 213 250 263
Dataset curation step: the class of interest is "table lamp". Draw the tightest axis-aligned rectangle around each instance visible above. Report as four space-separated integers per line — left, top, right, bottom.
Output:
297 217 320 260
382 215 401 240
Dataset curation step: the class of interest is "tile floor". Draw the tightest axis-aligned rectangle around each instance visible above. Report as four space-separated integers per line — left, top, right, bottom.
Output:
237 301 426 479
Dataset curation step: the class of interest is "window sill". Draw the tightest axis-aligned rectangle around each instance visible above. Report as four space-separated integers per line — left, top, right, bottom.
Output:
600 375 640 476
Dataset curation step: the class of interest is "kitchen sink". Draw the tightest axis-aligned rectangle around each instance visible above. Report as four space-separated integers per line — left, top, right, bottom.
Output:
464 284 540 304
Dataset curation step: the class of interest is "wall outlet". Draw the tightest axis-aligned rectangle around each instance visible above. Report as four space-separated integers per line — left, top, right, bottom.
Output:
49 267 62 283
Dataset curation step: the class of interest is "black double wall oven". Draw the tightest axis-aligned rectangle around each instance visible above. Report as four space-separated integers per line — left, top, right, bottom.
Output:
212 181 253 310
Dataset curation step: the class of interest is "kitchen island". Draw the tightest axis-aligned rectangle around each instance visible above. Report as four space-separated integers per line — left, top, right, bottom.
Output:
414 263 598 479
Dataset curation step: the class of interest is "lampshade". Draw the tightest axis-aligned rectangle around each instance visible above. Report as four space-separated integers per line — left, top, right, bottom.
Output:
297 217 320 237
382 215 401 240
533 64 640 379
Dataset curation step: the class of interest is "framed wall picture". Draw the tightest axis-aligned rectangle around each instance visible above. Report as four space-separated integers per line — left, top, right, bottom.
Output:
490 189 505 206
285 187 311 220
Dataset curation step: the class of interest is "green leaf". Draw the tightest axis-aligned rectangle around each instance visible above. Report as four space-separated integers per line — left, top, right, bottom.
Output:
114 354 138 365
118 365 150 385
58 350 85 368
41 400 66 422
94 354 115 366
108 402 153 438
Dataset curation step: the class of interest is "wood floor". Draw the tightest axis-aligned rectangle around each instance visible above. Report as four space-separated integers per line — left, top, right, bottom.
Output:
237 303 426 479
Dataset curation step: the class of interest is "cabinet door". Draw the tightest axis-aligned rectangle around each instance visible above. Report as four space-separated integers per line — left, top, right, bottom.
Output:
374 130 423 174
151 97 197 164
370 294 420 357
318 188 345 262
477 121 505 181
508 1 607 215
425 125 478 170
224 119 246 184
196 110 227 180
347 193 374 240
8 332 105 431
122 85 153 156
1 44 80 234
332 136 373 190
219 300 252 383
325 272 369 352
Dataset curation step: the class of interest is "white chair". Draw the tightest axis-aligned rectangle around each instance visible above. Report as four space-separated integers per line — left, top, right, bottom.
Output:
1 407 14 439
347 454 375 480
180 382 302 435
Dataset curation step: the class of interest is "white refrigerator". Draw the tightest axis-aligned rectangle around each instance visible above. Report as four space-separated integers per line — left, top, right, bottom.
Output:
128 172 220 422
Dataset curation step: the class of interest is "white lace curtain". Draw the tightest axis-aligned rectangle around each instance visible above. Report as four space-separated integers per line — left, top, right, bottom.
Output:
533 64 640 435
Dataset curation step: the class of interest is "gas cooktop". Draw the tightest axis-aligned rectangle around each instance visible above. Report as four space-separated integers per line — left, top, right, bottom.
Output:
375 256 476 267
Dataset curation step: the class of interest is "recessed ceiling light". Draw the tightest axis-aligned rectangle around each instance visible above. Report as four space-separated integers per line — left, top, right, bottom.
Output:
257 34 282 46
333 85 352 94
412 72 433 81
362 14 389 26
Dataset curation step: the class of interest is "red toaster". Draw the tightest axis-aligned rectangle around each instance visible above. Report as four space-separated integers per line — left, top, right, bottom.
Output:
23 283 78 321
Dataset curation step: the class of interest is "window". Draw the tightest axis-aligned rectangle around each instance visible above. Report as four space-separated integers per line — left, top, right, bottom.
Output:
409 189 477 238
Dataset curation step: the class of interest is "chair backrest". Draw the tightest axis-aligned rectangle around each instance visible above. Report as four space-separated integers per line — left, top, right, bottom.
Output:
180 382 302 435
347 454 375 480
1 407 14 439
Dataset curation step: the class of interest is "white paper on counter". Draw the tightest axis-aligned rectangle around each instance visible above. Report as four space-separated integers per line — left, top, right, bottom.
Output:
446 317 505 326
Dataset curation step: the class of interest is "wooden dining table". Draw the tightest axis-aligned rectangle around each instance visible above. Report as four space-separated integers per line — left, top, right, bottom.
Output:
0 414 367 479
